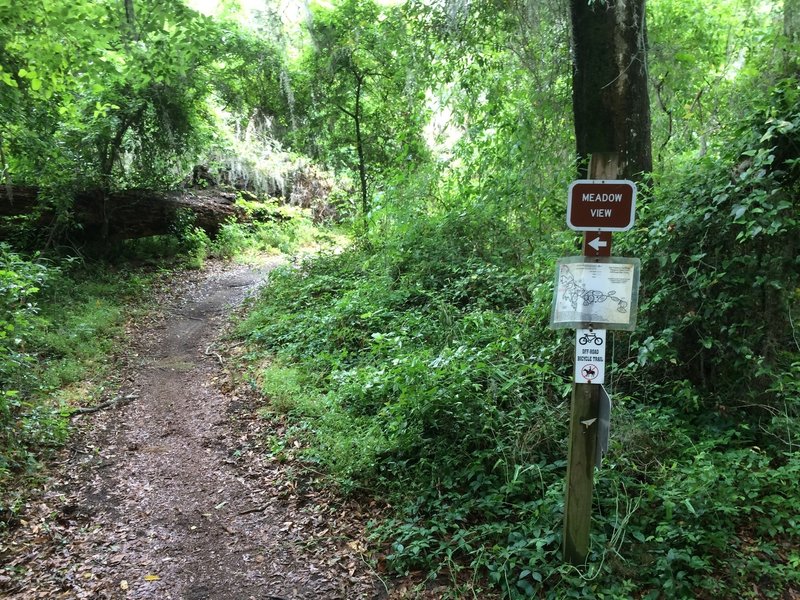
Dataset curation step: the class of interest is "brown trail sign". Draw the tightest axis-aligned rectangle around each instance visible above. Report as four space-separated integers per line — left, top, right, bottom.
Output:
567 180 636 231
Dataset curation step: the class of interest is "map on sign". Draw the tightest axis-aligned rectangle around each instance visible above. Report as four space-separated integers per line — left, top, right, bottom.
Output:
549 257 640 330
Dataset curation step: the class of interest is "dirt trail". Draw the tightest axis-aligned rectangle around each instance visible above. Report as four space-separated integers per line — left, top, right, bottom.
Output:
1 262 382 599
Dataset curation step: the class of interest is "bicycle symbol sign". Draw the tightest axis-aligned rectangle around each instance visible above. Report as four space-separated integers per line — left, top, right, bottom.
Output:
579 332 604 346
575 328 606 384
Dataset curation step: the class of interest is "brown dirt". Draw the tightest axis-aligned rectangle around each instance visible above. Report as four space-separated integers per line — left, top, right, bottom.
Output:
0 260 386 599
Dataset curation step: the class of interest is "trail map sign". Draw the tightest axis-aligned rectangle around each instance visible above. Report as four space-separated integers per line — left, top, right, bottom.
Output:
550 257 640 330
574 328 606 384
567 180 636 231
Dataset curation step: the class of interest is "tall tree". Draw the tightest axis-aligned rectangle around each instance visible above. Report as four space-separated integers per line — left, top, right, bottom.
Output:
0 0 226 193
571 0 652 179
297 0 429 230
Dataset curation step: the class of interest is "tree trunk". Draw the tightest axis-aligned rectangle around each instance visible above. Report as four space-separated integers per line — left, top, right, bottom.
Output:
571 0 652 180
124 0 139 41
787 0 800 42
0 186 246 242
785 0 799 71
353 71 369 230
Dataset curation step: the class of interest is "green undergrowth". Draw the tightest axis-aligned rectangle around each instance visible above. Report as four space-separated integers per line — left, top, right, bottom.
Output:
0 245 157 523
0 200 336 527
165 199 331 269
237 95 799 599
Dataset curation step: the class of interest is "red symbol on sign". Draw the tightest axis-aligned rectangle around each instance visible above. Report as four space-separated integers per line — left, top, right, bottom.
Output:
567 180 637 231
581 364 599 381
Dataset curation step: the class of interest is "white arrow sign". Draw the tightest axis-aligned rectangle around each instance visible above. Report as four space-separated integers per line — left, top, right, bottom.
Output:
587 236 608 252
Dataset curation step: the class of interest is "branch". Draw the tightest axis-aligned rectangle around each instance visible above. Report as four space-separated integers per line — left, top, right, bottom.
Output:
238 503 270 515
0 134 12 205
335 104 357 119
69 394 138 418
654 74 673 158
205 343 224 367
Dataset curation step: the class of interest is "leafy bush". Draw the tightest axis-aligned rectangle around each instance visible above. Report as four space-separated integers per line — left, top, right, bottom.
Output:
171 209 211 268
0 249 152 523
0 245 52 476
212 219 250 258
240 213 585 592
239 110 800 596
617 83 800 445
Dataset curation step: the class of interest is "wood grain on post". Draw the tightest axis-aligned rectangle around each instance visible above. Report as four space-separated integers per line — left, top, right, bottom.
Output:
562 152 618 565
563 381 600 564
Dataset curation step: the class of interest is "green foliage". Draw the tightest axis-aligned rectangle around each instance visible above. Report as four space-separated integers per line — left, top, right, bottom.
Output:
238 67 799 595
618 82 800 424
213 220 251 259
594 404 799 596
0 248 151 499
170 208 209 268
648 0 780 161
240 213 578 589
0 244 51 476
241 217 799 599
289 0 432 224
0 0 228 193
404 0 574 230
209 204 320 259
2 0 798 596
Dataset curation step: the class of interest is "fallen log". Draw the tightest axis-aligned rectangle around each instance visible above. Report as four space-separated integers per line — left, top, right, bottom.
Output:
0 185 246 241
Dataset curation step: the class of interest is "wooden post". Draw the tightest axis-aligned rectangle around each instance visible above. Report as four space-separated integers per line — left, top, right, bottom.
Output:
562 152 619 565
563 381 600 564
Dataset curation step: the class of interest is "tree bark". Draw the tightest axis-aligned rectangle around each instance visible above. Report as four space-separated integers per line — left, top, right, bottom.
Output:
0 186 245 242
124 0 139 42
571 0 652 180
787 0 800 42
0 134 12 205
353 70 369 229
785 0 799 71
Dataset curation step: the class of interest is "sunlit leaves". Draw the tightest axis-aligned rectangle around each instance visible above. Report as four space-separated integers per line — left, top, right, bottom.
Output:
293 0 431 218
0 0 238 192
648 0 783 161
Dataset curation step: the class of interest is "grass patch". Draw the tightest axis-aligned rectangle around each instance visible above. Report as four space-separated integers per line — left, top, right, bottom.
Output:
0 250 157 526
236 200 799 598
172 200 340 268
253 359 389 488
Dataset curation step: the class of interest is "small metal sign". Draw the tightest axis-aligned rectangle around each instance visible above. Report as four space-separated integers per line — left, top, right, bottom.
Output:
574 328 605 384
596 386 612 469
567 180 637 231
549 257 640 331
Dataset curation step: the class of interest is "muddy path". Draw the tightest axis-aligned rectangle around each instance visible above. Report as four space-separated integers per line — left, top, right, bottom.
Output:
1 261 384 599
